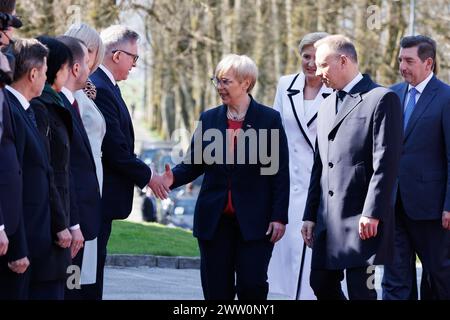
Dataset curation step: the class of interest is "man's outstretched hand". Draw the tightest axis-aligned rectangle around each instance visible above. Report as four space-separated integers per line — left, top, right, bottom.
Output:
148 164 174 199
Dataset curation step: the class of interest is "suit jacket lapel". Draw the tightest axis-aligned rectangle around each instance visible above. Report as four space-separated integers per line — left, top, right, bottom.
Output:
98 68 135 143
7 92 48 158
60 93 96 164
404 76 439 141
287 73 315 152
329 74 374 134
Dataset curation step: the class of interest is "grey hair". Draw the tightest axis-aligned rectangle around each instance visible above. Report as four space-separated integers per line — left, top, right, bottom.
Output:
214 54 258 92
12 38 49 82
314 34 358 63
65 23 105 74
100 25 139 53
298 32 330 53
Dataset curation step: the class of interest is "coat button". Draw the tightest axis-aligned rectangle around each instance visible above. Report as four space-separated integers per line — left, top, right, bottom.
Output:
328 162 334 168
328 190 334 197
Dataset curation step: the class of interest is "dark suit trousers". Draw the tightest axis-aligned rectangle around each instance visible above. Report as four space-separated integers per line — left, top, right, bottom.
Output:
310 267 377 300
0 258 27 300
18 263 64 300
382 194 450 299
197 215 273 300
64 246 101 300
96 219 113 299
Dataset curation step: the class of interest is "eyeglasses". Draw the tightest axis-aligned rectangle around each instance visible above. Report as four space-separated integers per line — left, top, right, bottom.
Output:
210 76 233 88
112 49 139 63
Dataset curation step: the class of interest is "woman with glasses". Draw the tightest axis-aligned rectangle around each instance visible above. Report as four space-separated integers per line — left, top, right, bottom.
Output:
153 54 290 300
267 32 331 300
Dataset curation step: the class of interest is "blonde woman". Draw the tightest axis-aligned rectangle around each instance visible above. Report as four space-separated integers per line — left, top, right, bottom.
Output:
268 32 332 300
65 23 106 197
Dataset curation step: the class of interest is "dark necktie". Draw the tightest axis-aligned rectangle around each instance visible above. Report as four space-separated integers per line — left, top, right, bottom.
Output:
72 99 81 120
337 90 347 101
335 90 347 113
26 107 37 128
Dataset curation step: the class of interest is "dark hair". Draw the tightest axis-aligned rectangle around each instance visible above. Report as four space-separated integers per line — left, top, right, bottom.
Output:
0 0 15 14
12 38 48 82
56 35 87 66
400 35 436 71
36 36 73 85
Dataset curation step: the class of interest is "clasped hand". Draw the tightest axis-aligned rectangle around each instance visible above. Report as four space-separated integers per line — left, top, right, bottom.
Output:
148 164 174 199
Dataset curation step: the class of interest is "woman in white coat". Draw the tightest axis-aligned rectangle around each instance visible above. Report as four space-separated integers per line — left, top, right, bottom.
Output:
65 24 106 196
268 32 332 300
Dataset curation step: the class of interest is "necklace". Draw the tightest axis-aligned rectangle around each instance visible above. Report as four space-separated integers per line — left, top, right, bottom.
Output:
226 108 247 121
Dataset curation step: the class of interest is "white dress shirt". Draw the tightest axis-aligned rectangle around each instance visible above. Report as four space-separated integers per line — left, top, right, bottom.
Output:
60 86 75 105
5 85 30 110
99 65 116 86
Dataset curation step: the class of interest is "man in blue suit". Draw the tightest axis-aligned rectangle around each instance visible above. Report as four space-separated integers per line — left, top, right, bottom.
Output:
57 35 102 300
0 0 31 300
5 38 55 299
0 92 30 299
91 25 153 299
382 35 450 300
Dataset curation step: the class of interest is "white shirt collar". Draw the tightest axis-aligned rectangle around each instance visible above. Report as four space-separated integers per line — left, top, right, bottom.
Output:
99 64 116 86
342 72 363 93
5 85 30 110
408 72 433 94
61 87 75 105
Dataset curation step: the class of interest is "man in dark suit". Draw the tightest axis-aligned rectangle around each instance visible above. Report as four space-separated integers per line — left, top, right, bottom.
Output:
91 25 154 299
301 35 403 300
0 0 31 300
382 35 450 300
0 93 30 300
57 35 102 300
5 38 56 299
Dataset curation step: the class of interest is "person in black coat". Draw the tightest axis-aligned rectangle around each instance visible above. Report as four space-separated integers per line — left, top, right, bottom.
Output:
29 36 75 299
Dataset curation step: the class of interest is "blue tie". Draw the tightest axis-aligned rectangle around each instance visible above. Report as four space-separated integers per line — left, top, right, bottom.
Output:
403 87 417 131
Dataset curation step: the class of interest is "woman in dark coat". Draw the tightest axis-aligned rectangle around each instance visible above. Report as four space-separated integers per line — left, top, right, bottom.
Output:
29 36 74 299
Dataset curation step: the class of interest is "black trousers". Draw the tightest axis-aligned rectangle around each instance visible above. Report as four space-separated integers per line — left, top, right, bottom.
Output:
0 258 27 300
310 266 377 300
64 246 101 300
382 194 450 300
197 215 273 300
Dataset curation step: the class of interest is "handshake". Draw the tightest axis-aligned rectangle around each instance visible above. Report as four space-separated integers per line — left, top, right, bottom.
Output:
147 164 174 200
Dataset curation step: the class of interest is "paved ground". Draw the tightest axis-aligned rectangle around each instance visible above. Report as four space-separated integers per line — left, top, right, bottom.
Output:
103 266 289 300
103 266 423 300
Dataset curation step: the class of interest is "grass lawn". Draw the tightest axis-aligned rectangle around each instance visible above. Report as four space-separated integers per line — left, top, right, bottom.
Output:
107 220 200 257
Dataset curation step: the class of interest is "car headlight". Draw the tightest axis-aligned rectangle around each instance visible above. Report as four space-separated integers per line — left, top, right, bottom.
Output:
174 207 184 215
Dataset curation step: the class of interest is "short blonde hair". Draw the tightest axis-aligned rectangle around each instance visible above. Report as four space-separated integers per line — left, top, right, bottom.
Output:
298 32 329 54
214 54 258 92
65 23 105 74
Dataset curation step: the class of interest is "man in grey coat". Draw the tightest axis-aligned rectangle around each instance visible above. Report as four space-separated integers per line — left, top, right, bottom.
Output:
301 35 403 300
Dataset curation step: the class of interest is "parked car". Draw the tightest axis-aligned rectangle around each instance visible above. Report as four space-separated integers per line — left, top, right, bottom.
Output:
165 195 197 230
139 141 174 167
